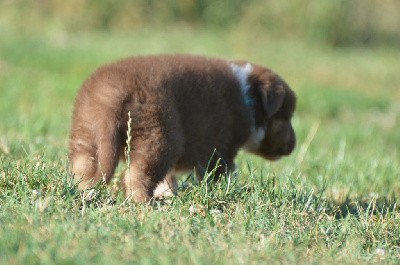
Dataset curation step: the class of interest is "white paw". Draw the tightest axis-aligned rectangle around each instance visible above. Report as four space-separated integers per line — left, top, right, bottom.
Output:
153 176 178 198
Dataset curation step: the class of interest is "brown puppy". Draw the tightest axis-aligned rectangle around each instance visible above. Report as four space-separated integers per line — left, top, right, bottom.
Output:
69 54 296 202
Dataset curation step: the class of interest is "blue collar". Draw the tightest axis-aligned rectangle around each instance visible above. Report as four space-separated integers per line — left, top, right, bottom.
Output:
243 92 254 108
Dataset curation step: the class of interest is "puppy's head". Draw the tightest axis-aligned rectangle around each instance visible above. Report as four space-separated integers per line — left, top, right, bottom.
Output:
248 66 297 161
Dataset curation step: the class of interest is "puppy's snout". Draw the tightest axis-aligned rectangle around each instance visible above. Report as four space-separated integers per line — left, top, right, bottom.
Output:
280 130 296 156
282 140 295 155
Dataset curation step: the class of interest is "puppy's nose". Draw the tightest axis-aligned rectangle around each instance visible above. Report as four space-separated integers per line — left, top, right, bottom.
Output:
282 140 296 156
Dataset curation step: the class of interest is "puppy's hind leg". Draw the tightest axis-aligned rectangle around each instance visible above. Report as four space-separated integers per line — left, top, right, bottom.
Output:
123 131 182 203
94 130 121 184
69 112 121 190
69 123 99 189
123 149 173 203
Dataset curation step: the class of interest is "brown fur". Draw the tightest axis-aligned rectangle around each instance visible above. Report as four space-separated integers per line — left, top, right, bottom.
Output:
69 54 296 202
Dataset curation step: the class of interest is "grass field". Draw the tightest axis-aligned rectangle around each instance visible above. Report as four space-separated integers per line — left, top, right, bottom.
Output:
0 26 400 264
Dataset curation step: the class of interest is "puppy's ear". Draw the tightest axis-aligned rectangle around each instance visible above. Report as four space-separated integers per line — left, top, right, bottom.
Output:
259 75 286 119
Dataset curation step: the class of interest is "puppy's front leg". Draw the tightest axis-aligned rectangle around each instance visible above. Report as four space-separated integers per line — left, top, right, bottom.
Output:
199 154 235 182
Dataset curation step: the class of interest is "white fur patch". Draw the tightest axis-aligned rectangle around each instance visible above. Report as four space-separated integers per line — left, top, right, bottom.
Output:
153 175 178 198
243 127 266 152
229 62 266 152
229 62 253 96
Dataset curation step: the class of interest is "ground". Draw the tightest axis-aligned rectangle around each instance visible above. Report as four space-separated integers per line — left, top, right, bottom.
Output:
0 27 399 264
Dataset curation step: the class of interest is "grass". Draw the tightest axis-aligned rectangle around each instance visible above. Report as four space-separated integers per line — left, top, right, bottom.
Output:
0 25 400 264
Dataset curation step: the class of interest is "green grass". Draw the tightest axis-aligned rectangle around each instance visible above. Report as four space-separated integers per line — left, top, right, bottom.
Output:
1 26 400 264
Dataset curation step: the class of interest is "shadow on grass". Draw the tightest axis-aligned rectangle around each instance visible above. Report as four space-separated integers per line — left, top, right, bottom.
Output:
329 195 399 219
180 172 400 220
